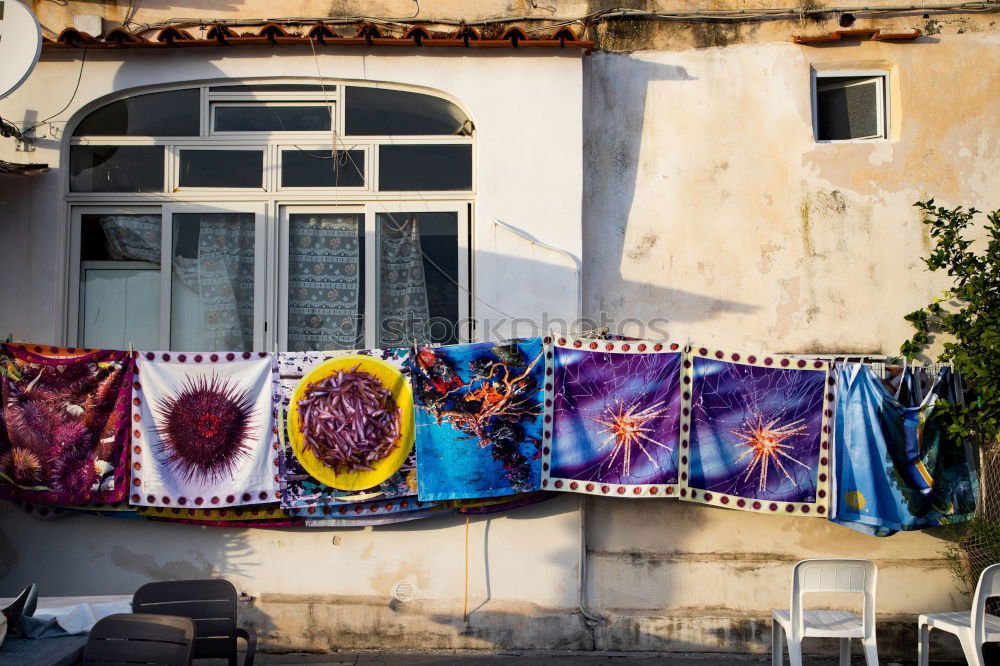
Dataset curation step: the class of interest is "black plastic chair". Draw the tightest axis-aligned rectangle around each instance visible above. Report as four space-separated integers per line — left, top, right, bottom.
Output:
81 612 195 666
132 579 256 666
1 583 37 635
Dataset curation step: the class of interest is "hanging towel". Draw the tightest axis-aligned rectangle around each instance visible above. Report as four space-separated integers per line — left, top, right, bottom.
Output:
541 336 681 497
0 343 134 505
830 363 978 536
679 348 834 516
277 349 418 510
411 338 545 501
130 351 280 507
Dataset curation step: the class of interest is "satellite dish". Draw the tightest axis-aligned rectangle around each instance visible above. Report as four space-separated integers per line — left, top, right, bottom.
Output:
0 1 43 101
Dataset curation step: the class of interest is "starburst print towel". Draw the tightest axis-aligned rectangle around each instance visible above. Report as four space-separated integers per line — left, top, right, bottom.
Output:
541 336 681 497
410 338 545 501
0 343 134 505
679 347 834 516
130 352 280 508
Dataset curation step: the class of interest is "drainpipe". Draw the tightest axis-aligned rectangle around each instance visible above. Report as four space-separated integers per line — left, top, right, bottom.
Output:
578 495 604 644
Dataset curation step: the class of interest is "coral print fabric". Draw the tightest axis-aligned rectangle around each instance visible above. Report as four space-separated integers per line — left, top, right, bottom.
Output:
130 352 280 508
277 349 417 511
542 336 682 497
679 348 834 516
0 343 134 505
411 338 545 501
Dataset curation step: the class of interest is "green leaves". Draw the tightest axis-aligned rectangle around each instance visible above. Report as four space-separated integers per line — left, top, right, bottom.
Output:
903 199 1000 445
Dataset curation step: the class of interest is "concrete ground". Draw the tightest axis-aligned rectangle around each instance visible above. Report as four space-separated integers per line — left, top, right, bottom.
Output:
244 650 955 665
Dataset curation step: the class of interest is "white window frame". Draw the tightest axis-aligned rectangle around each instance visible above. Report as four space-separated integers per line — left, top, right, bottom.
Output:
65 79 476 351
811 69 889 143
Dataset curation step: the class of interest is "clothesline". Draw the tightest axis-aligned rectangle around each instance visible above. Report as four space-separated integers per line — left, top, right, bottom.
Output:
0 336 979 536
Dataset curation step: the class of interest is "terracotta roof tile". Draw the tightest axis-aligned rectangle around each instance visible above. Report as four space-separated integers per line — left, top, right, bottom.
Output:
793 28 922 44
40 22 593 53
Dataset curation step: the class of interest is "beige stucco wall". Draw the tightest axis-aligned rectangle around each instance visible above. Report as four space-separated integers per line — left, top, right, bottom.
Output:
1 0 999 659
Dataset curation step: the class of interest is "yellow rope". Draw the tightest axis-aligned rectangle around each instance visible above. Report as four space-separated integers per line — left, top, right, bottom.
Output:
463 515 470 622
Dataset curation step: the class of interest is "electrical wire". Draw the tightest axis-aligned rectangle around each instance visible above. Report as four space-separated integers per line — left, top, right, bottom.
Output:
24 48 88 135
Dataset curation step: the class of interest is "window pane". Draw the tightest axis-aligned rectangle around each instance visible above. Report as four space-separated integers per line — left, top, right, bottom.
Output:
378 212 459 347
179 150 264 188
70 146 164 192
346 86 469 135
817 77 880 140
214 105 332 132
79 214 162 350
287 214 364 351
73 89 200 136
281 149 364 187
378 145 472 191
171 213 255 351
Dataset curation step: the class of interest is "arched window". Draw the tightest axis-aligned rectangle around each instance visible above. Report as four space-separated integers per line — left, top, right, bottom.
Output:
67 81 474 352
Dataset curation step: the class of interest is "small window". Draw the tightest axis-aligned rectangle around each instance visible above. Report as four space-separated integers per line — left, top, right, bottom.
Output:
178 149 264 188
70 146 165 192
346 86 469 136
281 149 365 188
378 145 472 191
212 104 332 132
815 74 887 141
73 90 200 137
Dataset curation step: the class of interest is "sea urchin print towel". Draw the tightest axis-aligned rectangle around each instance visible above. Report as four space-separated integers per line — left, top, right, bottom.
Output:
130 352 280 508
277 349 417 510
679 347 834 516
411 338 545 501
0 343 134 505
542 336 682 497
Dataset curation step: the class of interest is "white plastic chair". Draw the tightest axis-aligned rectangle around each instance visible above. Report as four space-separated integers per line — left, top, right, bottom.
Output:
918 563 1000 666
772 558 878 666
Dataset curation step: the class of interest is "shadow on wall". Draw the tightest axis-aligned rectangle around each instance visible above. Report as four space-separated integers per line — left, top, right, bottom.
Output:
581 55 759 328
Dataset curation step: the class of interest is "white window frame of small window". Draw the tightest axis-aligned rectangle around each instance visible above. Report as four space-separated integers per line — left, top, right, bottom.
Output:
811 69 889 143
65 79 476 350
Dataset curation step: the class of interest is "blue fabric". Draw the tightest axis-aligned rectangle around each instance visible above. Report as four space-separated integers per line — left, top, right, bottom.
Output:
830 364 978 536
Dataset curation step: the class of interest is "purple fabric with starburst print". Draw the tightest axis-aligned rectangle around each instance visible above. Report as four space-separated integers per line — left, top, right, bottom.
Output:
542 337 681 497
130 352 280 508
679 350 834 516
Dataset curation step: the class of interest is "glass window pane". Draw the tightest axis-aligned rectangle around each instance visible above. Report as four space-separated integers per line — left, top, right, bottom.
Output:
281 149 364 187
69 146 164 192
213 105 332 132
179 150 264 188
79 213 162 350
817 77 881 140
287 214 364 351
346 86 469 135
378 212 459 347
171 213 255 351
378 145 472 191
73 89 200 136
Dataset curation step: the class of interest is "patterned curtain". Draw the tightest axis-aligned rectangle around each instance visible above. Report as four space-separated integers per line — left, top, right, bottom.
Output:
379 214 431 347
287 214 362 351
